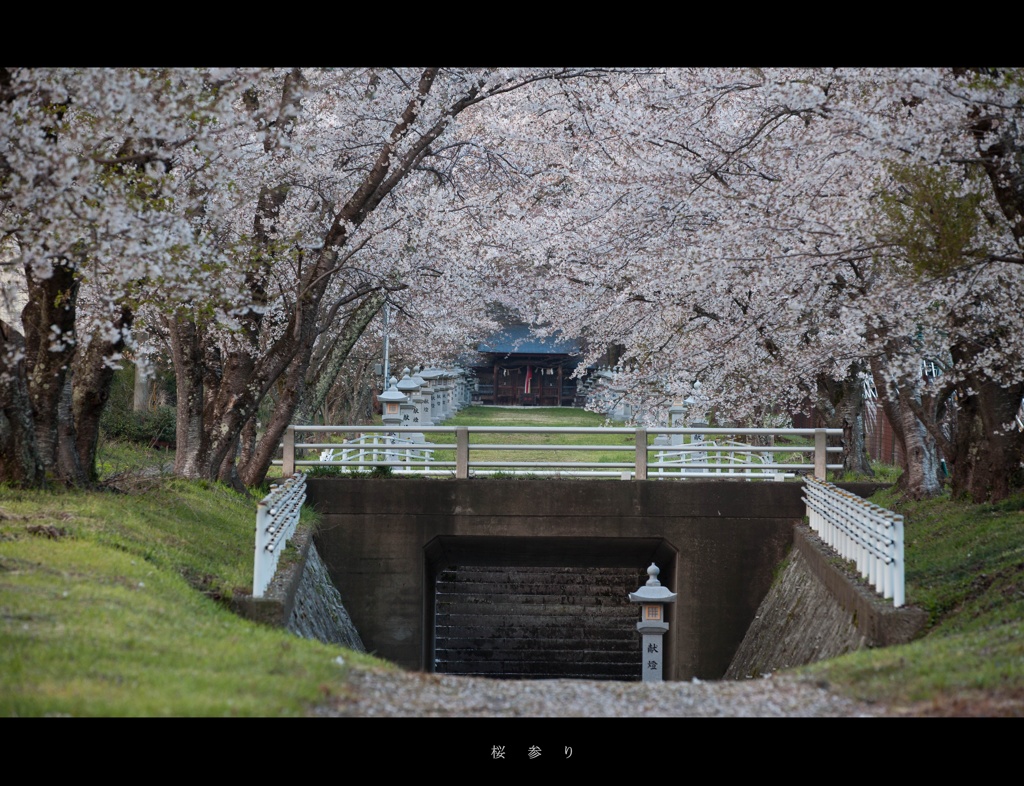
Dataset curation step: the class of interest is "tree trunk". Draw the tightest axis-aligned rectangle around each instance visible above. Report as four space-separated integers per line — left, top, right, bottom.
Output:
895 389 943 499
23 261 79 483
295 289 386 425
170 283 319 483
869 356 943 499
71 304 133 484
0 319 43 485
238 351 309 488
815 366 873 476
55 375 86 485
1 263 133 487
170 311 209 478
216 440 248 494
949 372 1024 502
237 409 260 478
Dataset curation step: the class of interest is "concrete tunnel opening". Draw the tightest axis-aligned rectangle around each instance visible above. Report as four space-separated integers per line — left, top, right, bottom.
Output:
424 536 678 680
307 477 804 681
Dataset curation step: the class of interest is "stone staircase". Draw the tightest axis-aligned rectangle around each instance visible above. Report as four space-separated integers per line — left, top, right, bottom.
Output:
433 565 642 680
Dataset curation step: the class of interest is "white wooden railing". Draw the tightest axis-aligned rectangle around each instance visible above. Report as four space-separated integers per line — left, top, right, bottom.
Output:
803 476 905 607
278 425 843 480
253 472 307 598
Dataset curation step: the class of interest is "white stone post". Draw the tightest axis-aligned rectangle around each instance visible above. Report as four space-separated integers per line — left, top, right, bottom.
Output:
690 420 708 474
635 428 648 480
455 426 469 479
668 402 686 444
282 426 295 477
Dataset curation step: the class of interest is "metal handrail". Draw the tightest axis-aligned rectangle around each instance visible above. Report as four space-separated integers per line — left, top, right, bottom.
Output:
277 425 843 480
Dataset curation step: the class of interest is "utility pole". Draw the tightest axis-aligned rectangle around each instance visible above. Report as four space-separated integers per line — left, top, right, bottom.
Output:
382 301 391 389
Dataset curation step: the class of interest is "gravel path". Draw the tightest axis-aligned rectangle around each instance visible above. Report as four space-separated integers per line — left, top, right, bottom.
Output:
314 664 887 717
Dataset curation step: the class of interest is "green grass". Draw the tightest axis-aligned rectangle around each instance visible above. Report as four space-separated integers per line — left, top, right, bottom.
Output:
443 406 618 428
798 486 1024 713
0 472 389 717
835 460 904 484
94 437 175 483
431 406 636 468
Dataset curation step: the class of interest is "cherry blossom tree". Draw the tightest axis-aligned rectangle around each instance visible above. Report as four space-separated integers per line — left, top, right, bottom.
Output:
467 67 1023 501
1 67 248 485
1 66 617 489
4 66 1019 501
160 67 630 489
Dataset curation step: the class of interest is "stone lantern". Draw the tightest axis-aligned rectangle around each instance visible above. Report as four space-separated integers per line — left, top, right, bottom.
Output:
396 367 424 445
418 367 442 424
411 365 432 427
629 563 677 683
379 376 407 428
668 399 687 443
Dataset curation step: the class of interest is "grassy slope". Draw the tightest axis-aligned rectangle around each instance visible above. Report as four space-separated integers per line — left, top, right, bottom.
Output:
0 463 387 717
799 487 1024 715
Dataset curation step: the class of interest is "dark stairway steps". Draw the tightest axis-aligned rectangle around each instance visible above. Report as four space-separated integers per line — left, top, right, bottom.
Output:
434 660 641 679
436 607 637 622
433 637 637 653
433 564 644 680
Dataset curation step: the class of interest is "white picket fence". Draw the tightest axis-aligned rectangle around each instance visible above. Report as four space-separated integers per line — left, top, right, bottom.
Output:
253 472 307 598
803 476 905 607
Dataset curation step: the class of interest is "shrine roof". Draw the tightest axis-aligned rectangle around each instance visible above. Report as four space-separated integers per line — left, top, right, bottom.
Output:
476 324 581 356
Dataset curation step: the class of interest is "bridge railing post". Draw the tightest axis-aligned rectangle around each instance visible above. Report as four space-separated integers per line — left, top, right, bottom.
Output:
282 425 295 476
813 428 827 480
456 426 469 479
635 428 647 480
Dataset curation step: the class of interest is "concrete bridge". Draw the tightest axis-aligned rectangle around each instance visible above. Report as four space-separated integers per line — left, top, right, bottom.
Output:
308 477 823 681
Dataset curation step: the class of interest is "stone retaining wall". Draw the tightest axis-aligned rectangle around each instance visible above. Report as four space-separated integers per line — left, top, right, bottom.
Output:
725 523 927 679
232 524 364 652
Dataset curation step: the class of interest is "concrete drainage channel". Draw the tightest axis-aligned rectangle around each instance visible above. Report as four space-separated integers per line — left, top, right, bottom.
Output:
239 514 928 685
433 565 643 680
285 478 926 680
